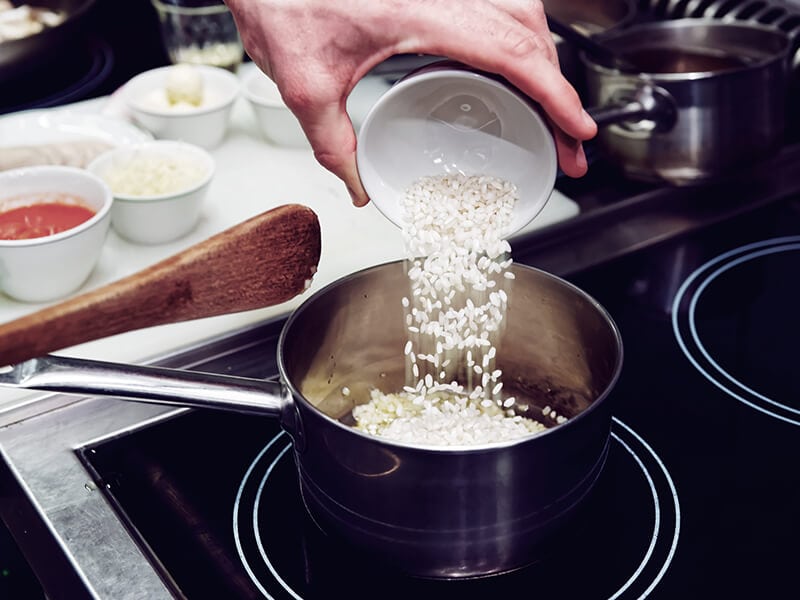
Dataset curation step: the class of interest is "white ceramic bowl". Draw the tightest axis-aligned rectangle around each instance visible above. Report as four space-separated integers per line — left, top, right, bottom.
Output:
242 67 309 148
124 64 240 149
356 63 558 237
0 166 112 303
87 141 215 245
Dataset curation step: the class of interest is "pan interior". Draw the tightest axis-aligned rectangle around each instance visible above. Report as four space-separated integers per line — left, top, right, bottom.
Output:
281 262 620 432
593 20 790 75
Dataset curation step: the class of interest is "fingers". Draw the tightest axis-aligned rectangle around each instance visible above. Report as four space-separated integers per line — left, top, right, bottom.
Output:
507 54 597 145
230 0 598 205
486 0 559 67
385 0 596 180
400 0 596 145
552 125 589 178
294 100 370 207
434 40 594 146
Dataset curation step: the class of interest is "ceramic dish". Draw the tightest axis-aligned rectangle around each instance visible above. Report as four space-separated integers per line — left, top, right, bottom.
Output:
87 140 214 245
0 165 112 302
124 64 240 149
356 63 557 238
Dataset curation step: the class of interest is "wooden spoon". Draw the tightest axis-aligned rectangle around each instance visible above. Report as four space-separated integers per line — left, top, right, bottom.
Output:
0 203 321 366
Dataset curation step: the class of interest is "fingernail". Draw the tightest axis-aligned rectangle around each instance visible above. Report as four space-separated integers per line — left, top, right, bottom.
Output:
348 186 367 207
582 109 595 129
576 145 588 172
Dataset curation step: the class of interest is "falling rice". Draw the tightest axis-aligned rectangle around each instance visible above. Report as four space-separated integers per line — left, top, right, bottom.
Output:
352 173 557 445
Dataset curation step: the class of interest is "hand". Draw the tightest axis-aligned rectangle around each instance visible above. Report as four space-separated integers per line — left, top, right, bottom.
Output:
225 0 597 206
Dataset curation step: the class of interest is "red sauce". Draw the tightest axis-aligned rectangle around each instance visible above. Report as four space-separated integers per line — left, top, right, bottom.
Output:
0 194 96 241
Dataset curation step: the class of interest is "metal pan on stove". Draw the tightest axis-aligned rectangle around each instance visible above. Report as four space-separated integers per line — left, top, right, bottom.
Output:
578 19 793 184
0 217 623 579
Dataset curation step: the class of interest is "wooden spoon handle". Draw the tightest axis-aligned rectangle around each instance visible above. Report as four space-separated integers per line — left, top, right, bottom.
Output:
0 203 321 366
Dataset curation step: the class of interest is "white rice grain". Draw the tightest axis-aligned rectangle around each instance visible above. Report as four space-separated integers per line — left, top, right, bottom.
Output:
351 173 556 445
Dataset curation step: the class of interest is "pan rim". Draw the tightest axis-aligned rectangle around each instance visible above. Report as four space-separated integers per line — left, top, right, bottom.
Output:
581 18 792 82
277 259 624 454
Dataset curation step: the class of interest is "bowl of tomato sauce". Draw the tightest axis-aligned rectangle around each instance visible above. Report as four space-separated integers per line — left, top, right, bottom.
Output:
0 165 112 303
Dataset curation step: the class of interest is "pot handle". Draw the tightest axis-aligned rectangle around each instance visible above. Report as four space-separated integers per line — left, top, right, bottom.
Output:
588 84 678 132
0 355 291 418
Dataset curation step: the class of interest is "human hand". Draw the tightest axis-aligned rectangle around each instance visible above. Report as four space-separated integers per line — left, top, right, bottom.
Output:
225 0 597 206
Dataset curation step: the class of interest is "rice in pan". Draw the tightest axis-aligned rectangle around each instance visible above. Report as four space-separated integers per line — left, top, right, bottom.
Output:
353 173 556 445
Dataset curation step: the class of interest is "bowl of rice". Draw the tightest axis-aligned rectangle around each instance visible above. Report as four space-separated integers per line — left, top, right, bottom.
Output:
356 62 558 238
87 140 214 244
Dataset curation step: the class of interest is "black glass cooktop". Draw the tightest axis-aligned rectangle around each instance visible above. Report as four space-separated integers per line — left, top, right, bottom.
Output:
0 38 114 116
77 195 800 599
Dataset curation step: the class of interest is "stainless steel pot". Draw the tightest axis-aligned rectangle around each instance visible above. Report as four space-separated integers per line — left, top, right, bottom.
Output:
581 19 792 184
2 261 623 579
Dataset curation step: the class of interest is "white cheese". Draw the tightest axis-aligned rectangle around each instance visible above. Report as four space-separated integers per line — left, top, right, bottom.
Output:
103 154 207 197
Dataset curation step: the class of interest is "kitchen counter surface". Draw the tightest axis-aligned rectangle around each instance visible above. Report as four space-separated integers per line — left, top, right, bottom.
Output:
0 65 579 412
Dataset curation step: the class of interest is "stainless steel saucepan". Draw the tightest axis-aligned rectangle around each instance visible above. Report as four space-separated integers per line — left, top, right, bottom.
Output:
579 19 792 184
0 218 623 578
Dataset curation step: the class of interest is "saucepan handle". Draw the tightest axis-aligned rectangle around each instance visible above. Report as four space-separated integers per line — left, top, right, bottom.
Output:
588 84 678 132
0 355 291 418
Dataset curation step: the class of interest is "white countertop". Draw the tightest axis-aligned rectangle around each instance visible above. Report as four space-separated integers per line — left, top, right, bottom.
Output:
0 66 579 408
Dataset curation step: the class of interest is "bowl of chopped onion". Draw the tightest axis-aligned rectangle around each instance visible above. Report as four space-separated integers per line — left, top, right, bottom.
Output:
123 64 240 149
87 140 215 245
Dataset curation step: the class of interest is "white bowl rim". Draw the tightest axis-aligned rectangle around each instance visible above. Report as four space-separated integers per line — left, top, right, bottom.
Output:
87 140 216 202
0 165 112 248
151 0 233 16
356 64 558 237
126 64 241 117
241 68 286 108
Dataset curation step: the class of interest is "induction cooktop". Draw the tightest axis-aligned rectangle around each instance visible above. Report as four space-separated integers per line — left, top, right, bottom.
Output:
74 193 800 599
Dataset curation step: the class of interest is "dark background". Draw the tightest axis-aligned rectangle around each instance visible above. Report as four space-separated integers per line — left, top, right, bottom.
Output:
89 0 173 92
0 0 211 114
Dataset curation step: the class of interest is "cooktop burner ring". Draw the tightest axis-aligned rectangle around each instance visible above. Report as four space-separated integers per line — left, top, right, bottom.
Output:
672 235 800 426
232 432 295 598
232 418 680 599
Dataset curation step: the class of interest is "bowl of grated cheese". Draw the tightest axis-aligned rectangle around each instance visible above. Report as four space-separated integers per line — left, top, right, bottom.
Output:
87 140 214 244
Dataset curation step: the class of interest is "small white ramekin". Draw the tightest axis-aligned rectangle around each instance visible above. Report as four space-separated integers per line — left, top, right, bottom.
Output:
0 166 113 303
124 64 240 149
87 140 215 245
